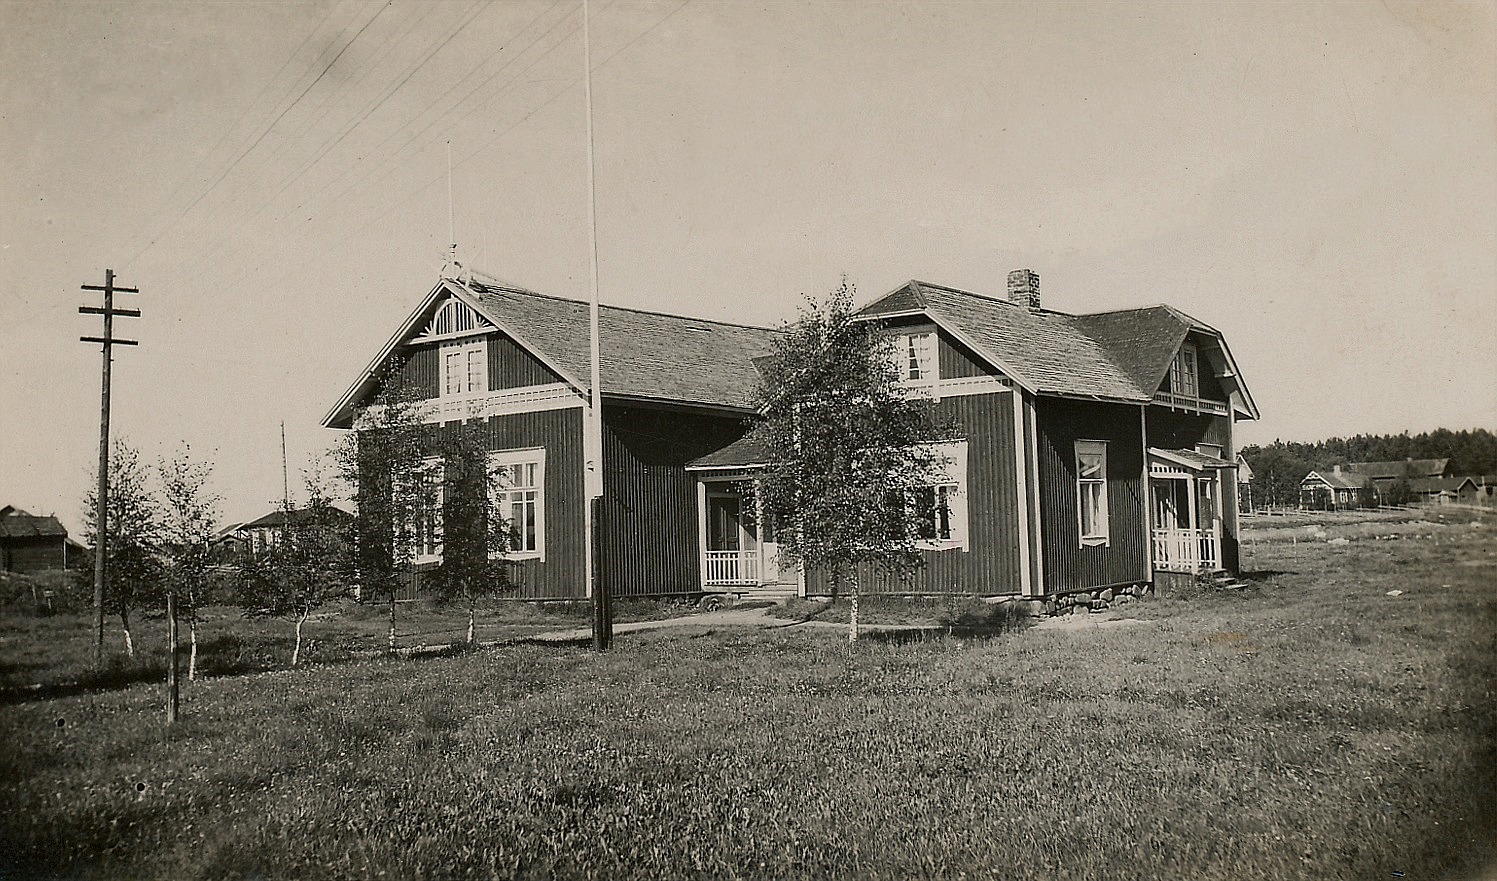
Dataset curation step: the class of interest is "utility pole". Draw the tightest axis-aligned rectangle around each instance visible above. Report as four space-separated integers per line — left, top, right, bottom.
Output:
582 0 611 650
79 269 139 668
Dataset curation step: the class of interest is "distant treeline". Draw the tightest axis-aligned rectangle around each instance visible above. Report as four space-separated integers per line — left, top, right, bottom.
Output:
1239 428 1497 507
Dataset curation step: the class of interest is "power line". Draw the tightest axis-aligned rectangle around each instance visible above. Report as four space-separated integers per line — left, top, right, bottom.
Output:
119 0 349 272
123 0 393 271
263 0 577 238
216 0 689 297
193 0 517 278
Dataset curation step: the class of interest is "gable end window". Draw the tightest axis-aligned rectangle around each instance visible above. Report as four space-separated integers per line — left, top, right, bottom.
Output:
1076 440 1109 546
490 448 545 560
442 338 488 397
889 331 937 384
1169 342 1199 398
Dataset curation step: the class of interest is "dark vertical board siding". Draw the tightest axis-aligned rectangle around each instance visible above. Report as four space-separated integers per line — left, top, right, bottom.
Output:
601 405 750 597
939 332 1002 379
394 345 439 398
1035 397 1148 592
489 333 560 389
805 391 1024 596
477 407 587 599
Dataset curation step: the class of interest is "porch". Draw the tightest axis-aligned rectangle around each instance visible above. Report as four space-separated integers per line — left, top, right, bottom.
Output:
1149 448 1233 573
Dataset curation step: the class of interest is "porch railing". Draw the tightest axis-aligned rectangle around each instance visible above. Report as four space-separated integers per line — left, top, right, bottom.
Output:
704 550 760 586
1151 391 1229 416
1152 528 1220 572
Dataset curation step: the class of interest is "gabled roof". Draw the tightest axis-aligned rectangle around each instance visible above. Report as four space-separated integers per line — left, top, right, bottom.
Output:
464 282 782 411
1345 459 1450 480
324 278 783 428
856 280 1257 417
1407 476 1473 494
1301 470 1372 490
0 508 69 539
237 507 354 531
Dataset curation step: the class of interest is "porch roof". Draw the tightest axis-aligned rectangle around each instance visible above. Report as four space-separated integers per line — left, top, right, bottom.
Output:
685 433 772 471
1149 447 1234 472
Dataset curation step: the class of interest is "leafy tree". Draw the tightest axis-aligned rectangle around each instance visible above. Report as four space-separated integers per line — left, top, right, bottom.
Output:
82 439 163 657
156 446 220 680
422 420 517 644
749 280 951 640
237 475 353 667
332 363 431 653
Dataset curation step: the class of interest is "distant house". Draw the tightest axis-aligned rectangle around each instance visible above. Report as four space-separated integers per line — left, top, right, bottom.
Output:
214 507 354 559
1344 458 1452 499
1236 454 1255 512
324 268 1259 604
0 505 84 573
1299 467 1375 510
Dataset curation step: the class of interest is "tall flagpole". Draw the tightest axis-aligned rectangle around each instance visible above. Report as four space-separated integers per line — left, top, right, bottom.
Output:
582 0 610 649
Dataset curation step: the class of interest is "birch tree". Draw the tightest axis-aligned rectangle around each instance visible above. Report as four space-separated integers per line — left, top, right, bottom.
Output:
422 420 516 644
156 446 220 680
333 364 430 653
236 477 352 667
82 440 163 657
750 281 951 640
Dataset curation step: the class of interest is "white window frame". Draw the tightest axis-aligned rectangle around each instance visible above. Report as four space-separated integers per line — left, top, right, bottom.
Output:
909 441 968 550
441 338 488 398
889 329 937 386
1170 342 1199 398
408 456 444 565
489 447 546 561
1076 440 1109 547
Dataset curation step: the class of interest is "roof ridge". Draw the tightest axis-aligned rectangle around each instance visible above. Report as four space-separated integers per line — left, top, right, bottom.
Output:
469 283 781 333
913 279 1088 318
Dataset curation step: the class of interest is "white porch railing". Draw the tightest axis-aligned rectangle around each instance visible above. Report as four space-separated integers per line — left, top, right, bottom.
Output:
1151 391 1229 416
1152 528 1220 572
704 550 760 585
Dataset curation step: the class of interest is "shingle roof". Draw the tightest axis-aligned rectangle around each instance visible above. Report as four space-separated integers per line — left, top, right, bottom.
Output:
237 508 353 531
0 509 68 539
686 433 772 470
1302 470 1372 490
465 282 782 411
1071 307 1195 394
1345 459 1450 480
859 281 1187 402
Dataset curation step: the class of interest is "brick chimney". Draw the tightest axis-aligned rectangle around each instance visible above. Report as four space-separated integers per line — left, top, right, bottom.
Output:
1333 464 1342 475
1007 269 1040 309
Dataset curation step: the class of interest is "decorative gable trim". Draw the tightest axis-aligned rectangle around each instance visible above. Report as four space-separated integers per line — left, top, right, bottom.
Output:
410 297 493 343
322 279 587 430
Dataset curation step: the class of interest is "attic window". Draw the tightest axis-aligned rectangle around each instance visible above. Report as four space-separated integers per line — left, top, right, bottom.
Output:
891 331 936 384
1169 342 1199 398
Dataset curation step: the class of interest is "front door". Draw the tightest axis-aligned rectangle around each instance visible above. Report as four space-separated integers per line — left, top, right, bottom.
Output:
705 491 758 585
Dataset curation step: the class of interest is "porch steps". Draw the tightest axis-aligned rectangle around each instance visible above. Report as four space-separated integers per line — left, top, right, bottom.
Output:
1204 569 1249 591
704 585 800 606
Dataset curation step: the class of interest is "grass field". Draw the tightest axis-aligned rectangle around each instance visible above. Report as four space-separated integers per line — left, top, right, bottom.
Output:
0 509 1493 880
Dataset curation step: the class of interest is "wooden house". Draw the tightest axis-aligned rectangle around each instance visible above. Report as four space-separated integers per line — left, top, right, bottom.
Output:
213 507 355 559
1299 467 1375 510
324 269 1257 603
0 506 84 573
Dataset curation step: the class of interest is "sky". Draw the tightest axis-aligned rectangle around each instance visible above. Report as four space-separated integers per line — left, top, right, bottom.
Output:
2 0 1494 534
